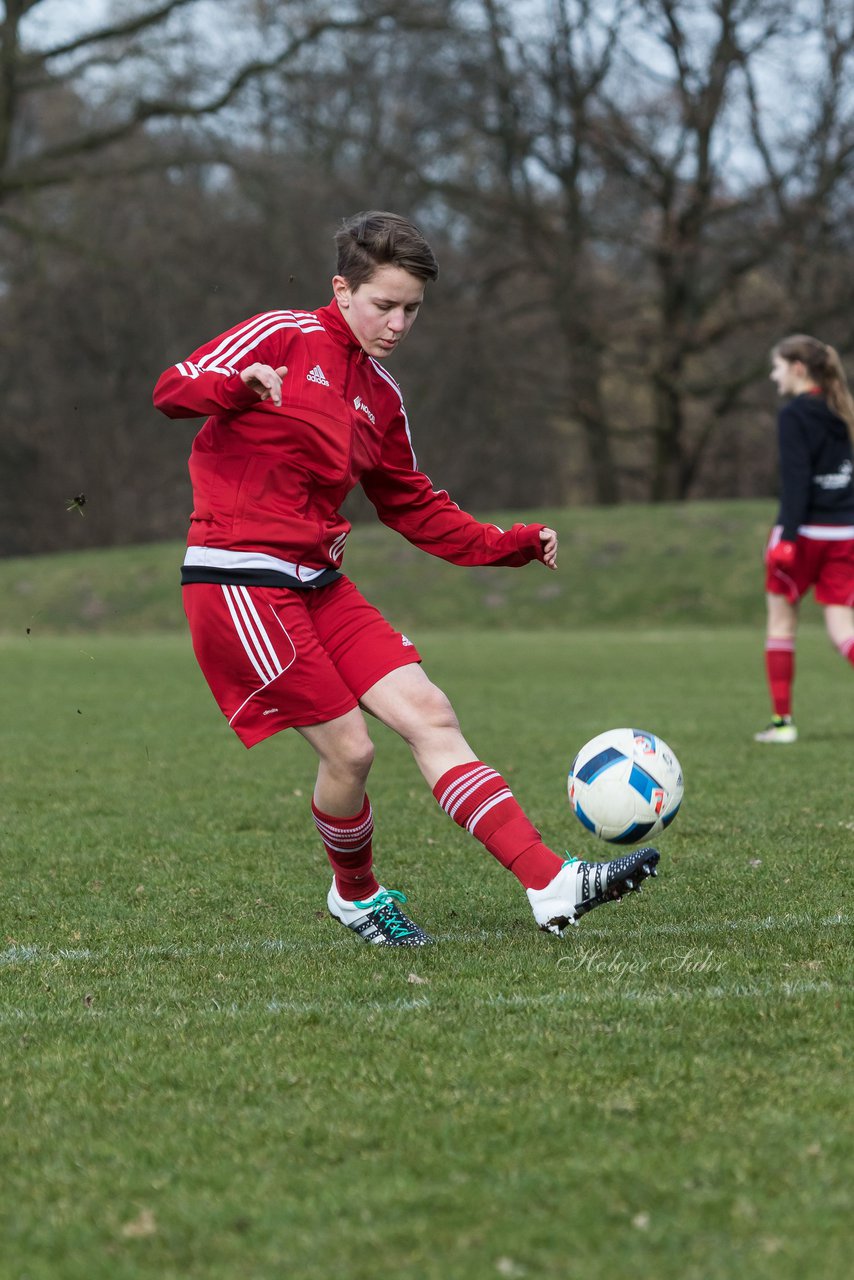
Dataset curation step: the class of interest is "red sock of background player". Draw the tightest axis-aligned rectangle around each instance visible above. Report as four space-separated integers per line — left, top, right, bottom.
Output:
433 762 563 890
311 795 380 901
765 638 795 717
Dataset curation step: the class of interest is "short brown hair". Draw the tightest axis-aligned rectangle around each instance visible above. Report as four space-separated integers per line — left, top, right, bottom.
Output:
335 211 439 290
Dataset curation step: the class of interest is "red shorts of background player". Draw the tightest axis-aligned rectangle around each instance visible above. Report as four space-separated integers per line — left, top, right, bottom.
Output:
765 526 854 606
182 576 421 747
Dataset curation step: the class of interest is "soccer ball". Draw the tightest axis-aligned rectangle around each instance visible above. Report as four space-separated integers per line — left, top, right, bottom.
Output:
568 727 683 845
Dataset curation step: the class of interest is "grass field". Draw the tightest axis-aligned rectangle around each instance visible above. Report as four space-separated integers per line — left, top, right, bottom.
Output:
2 503 852 1279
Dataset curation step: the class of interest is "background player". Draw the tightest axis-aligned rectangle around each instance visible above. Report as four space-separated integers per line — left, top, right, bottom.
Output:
757 334 854 743
153 210 660 944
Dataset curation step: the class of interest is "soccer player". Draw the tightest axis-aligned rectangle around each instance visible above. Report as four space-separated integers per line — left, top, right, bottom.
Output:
153 210 660 945
756 334 854 743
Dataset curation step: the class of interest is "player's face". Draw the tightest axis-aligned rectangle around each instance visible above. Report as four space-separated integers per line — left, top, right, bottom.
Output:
770 354 802 396
333 265 425 358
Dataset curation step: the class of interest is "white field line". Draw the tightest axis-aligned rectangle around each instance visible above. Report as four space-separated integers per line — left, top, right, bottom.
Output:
0 978 842 1026
0 910 849 970
563 911 852 942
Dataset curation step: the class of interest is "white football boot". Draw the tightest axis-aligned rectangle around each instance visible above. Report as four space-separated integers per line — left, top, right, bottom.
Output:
754 716 797 744
527 848 660 937
327 881 433 946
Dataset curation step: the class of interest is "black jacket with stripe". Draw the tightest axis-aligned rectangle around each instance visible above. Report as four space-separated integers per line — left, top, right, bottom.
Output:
776 393 854 541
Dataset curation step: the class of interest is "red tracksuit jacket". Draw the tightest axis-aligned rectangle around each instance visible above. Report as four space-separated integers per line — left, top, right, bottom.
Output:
153 300 545 586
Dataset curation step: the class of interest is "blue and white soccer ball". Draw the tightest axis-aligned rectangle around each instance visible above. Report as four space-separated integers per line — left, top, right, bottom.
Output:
568 727 683 845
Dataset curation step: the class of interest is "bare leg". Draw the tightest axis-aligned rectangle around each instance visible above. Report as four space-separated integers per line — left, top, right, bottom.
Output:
296 709 387 907
361 663 567 890
359 664 478 788
295 707 374 814
766 591 798 640
823 603 854 653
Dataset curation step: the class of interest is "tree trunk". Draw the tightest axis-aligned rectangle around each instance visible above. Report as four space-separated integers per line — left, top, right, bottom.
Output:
650 357 686 502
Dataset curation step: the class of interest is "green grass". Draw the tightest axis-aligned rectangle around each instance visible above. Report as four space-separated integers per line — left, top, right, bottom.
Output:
2 607 852 1278
0 498 790 636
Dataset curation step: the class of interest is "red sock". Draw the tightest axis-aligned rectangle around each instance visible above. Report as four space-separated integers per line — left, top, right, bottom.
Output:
311 796 379 901
765 638 795 717
837 635 854 668
433 762 563 890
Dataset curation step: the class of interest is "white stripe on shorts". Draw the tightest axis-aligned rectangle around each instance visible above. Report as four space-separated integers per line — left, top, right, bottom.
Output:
221 585 283 684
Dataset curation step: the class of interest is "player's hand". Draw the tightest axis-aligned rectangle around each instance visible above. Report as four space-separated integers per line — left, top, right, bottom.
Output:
766 539 797 570
540 526 558 570
240 363 289 405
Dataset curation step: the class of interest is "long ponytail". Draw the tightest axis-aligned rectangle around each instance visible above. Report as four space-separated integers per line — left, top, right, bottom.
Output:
823 346 854 444
773 334 854 444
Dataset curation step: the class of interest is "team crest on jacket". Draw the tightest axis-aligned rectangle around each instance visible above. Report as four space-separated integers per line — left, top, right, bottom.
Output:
353 395 375 424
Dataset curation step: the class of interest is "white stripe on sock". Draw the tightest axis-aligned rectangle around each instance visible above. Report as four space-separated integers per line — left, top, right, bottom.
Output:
466 789 513 835
438 765 499 815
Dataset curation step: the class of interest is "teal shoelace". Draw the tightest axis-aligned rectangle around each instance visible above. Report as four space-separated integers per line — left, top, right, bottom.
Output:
354 889 418 939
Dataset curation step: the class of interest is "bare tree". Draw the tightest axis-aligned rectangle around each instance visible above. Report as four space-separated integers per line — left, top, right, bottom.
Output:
0 0 464 554
597 0 854 498
4 0 854 556
0 0 452 230
465 0 628 504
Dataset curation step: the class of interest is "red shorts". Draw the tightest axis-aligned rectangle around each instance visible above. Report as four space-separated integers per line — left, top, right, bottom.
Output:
183 577 421 747
765 526 854 606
